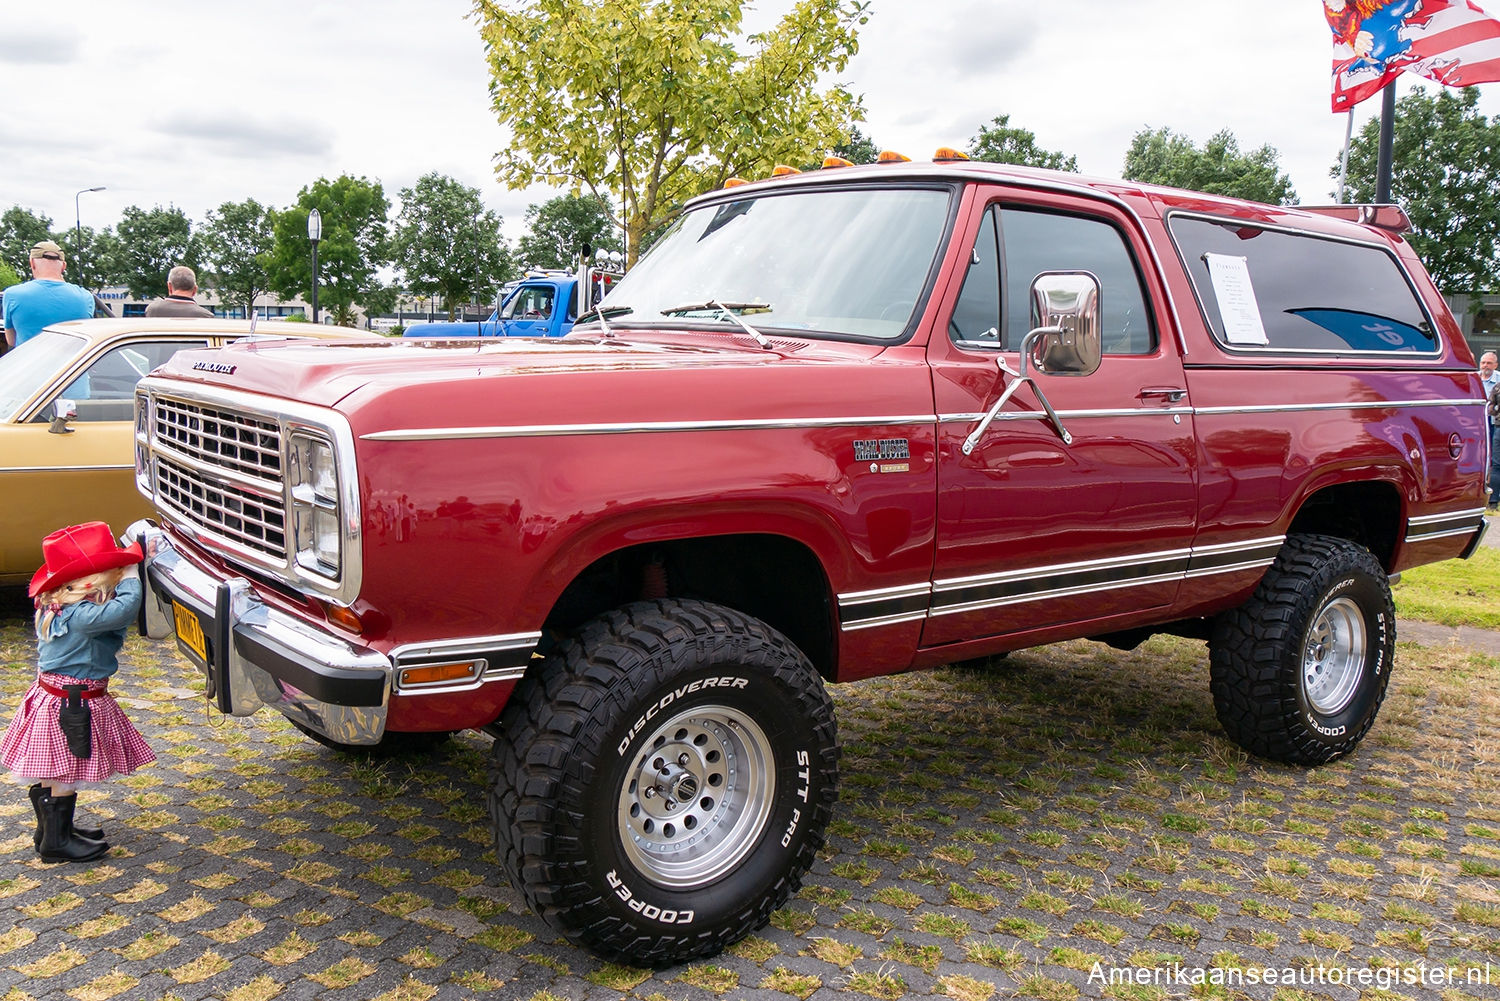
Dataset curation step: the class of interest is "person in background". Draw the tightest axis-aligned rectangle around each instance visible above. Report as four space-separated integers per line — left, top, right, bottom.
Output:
3 242 95 349
1483 352 1500 511
143 266 213 318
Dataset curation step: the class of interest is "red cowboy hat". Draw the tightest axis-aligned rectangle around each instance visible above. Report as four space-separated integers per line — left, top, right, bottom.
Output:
29 522 142 597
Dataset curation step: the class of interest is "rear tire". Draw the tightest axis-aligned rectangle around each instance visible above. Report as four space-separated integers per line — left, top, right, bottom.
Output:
1209 534 1395 764
489 599 838 965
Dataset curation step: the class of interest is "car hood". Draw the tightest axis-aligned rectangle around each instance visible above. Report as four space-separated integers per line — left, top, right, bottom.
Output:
147 333 901 423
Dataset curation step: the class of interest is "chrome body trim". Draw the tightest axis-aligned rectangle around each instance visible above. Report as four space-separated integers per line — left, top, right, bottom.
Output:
838 536 1288 630
0 464 135 474
361 415 941 442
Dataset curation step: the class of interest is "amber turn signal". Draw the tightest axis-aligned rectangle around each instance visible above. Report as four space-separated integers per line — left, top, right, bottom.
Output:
324 603 363 633
399 661 481 687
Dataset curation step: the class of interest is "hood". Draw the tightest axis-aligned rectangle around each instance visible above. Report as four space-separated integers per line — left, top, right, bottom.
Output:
147 332 897 420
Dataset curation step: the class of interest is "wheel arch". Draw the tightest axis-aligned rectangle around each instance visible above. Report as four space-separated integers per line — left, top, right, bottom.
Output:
1285 473 1405 571
535 518 844 680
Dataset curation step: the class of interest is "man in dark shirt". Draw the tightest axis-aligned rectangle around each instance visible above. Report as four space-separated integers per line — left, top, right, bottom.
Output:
144 267 214 318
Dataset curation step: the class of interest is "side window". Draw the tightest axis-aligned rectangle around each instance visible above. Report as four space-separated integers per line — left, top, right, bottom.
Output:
45 340 203 422
1000 208 1156 354
503 286 555 320
1169 216 1436 353
948 207 1001 344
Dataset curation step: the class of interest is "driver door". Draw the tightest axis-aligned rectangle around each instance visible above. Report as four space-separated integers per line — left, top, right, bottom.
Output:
922 190 1198 647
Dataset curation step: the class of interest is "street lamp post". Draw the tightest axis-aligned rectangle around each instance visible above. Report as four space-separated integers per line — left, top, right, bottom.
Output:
307 208 322 324
74 186 105 281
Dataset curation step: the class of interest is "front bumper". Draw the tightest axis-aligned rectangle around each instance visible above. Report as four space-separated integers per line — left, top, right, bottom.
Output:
132 522 392 745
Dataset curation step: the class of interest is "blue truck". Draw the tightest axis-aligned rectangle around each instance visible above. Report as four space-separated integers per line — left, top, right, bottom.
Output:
403 267 618 338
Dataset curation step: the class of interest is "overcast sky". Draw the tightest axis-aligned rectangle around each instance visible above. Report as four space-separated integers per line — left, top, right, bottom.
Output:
5 0 1499 245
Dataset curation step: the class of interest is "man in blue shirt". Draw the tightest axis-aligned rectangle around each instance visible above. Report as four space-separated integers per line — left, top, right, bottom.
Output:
3 241 95 348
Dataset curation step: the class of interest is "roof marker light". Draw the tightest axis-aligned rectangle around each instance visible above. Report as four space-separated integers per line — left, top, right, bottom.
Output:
822 156 854 168
771 164 801 177
877 150 912 163
724 177 749 188
933 147 970 162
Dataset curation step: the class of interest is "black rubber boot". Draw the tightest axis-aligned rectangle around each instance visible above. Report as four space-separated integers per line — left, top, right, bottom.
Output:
29 784 102 848
37 793 109 864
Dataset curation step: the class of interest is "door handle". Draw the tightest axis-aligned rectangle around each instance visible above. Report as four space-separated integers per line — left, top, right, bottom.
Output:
1138 387 1187 404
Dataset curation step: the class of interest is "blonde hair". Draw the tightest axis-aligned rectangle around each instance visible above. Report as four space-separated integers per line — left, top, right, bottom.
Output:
35 566 132 638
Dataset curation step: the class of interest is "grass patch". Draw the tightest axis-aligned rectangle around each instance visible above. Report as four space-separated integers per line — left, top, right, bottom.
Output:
1393 548 1500 628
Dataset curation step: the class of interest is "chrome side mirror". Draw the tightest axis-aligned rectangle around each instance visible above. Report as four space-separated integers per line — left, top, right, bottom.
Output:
48 398 77 435
1023 271 1102 377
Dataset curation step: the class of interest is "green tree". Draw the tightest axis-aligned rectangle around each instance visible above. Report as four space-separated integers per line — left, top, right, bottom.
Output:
833 125 881 165
115 205 201 300
967 115 1078 171
0 206 53 277
517 193 623 271
1341 86 1500 297
200 199 276 316
0 259 19 290
392 173 513 319
64 225 122 292
1123 127 1296 205
266 175 391 325
475 0 868 266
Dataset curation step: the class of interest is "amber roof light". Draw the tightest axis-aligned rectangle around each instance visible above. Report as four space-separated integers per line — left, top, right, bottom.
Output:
770 164 802 177
933 147 970 162
877 150 912 163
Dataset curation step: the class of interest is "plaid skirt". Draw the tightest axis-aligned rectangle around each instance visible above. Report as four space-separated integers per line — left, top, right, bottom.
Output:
0 673 155 784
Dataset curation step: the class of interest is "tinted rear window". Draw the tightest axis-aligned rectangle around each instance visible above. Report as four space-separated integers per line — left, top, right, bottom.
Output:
1169 215 1435 353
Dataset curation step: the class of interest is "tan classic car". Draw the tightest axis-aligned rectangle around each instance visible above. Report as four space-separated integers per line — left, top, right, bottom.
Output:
0 318 369 585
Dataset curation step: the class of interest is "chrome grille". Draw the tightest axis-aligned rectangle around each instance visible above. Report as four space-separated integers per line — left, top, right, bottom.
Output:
153 397 281 479
157 455 287 559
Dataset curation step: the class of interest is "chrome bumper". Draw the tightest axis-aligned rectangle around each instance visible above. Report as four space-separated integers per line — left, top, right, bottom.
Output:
130 521 392 745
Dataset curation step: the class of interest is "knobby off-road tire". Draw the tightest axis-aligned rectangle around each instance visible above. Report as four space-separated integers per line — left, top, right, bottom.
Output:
1210 534 1395 765
489 599 839 965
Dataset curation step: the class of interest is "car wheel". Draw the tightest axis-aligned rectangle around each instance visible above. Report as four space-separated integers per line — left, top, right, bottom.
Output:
489 598 838 965
1209 534 1395 765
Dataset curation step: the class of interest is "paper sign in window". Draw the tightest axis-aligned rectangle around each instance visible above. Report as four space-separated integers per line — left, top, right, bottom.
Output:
1204 253 1269 346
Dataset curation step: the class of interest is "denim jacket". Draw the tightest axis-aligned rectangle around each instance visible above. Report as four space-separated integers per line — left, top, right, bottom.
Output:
36 577 142 681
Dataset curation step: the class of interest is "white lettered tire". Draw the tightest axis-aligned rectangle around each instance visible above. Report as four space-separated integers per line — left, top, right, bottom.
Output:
488 599 839 964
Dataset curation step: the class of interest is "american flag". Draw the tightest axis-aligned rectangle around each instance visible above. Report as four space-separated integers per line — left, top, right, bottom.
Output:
1329 0 1500 111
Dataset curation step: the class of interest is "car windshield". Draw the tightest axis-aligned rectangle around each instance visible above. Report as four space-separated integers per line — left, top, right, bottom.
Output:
0 329 90 421
592 185 954 340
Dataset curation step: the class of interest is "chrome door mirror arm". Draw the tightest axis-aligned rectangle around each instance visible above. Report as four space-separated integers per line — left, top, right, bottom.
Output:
961 328 1073 455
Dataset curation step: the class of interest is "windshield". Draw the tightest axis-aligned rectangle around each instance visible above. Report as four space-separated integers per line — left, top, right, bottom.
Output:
594 186 954 340
0 329 90 420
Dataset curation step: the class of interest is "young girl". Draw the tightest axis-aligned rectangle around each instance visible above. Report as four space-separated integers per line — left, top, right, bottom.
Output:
1 522 156 863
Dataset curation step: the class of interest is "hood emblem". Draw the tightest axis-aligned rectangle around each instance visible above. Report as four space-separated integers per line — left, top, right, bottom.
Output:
192 361 237 375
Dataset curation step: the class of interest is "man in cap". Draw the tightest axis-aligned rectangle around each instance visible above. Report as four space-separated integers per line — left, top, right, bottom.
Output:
3 242 95 348
144 266 213 318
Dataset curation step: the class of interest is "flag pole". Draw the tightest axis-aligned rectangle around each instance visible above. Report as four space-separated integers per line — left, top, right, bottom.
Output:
1375 80 1396 203
1336 110 1355 203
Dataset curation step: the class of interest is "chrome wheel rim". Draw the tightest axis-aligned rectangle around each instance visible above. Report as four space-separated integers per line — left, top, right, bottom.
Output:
617 704 775 889
1302 596 1366 715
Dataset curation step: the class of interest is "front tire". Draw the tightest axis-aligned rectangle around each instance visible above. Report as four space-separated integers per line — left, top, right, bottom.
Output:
489 599 838 965
1209 534 1395 764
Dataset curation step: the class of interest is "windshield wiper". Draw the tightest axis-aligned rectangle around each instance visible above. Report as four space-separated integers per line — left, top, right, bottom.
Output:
578 305 633 338
660 300 773 349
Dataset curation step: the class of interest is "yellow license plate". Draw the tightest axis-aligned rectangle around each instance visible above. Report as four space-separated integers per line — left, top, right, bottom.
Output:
172 600 208 664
